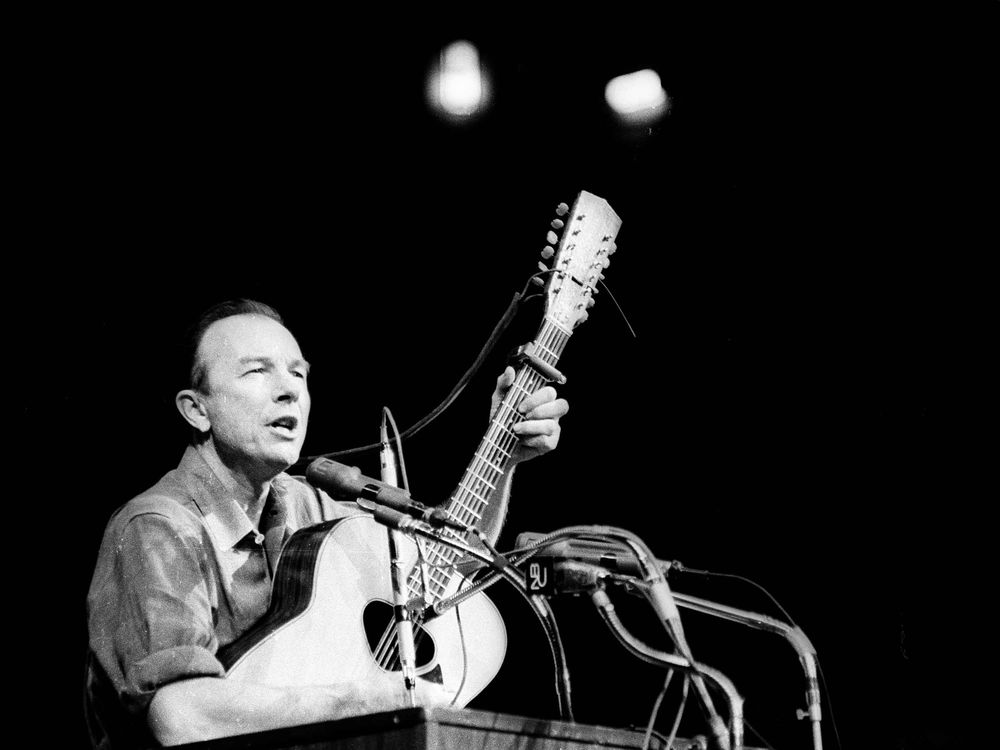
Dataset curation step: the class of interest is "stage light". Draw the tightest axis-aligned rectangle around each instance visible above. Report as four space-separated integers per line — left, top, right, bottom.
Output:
427 40 491 121
605 68 669 125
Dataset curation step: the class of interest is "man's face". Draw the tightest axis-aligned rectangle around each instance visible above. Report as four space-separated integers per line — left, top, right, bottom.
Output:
195 314 311 477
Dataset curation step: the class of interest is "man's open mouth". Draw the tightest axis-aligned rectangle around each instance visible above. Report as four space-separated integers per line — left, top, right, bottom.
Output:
269 416 299 434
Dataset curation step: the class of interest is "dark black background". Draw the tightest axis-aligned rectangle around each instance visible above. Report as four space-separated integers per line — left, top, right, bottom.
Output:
14 7 995 749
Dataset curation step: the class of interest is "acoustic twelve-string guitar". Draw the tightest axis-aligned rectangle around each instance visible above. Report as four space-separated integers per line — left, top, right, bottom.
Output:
219 191 622 705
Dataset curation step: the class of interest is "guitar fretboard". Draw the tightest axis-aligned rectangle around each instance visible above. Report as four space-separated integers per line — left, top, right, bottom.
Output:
408 318 571 603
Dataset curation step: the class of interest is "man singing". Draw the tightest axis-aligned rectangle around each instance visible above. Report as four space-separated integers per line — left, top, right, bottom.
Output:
85 299 568 747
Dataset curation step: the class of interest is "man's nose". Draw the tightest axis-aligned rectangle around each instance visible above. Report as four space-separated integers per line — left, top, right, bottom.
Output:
274 372 303 402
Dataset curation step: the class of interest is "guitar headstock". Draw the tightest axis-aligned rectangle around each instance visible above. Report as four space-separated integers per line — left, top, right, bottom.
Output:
537 190 622 331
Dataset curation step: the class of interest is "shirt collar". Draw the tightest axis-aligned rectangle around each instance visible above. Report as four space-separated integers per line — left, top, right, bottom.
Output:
176 445 289 551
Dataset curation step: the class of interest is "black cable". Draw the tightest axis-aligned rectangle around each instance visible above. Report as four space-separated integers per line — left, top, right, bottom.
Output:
642 669 675 750
294 283 532 468
383 406 410 492
677 565 842 750
815 660 843 750
448 594 469 708
663 675 690 750
741 717 779 750
675 566 797 626
597 277 638 339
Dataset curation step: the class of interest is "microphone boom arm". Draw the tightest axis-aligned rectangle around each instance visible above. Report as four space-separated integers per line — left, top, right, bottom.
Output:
670 591 823 750
510 526 731 750
590 586 745 750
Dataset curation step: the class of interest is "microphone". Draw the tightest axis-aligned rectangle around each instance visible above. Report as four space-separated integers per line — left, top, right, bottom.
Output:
306 457 466 532
515 531 676 577
379 423 418 704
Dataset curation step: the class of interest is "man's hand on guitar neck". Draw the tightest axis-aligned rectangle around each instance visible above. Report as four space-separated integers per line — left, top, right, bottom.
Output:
491 366 569 465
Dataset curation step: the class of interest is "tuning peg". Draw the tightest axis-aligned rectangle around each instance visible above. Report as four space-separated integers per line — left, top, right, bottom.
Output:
574 311 590 328
541 246 555 260
550 218 565 230
537 261 549 272
531 276 545 287
586 297 596 309
555 202 569 217
607 242 617 256
600 256 611 269
546 230 559 245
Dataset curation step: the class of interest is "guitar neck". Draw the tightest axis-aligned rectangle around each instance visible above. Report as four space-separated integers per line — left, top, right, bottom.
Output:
451 317 571 527
408 189 621 605
410 317 572 602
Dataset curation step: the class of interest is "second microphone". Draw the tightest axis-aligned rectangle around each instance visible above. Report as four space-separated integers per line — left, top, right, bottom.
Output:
305 457 466 532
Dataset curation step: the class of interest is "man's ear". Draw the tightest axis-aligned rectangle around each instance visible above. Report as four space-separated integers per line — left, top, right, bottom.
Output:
175 389 211 434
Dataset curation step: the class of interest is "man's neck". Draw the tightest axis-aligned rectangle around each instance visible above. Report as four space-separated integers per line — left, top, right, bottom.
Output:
194 442 275 526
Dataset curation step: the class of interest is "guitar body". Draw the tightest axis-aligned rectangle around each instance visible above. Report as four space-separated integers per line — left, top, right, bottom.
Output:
219 513 507 706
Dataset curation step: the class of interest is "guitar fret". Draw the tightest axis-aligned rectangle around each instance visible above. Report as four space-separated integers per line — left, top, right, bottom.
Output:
473 451 505 474
492 423 517 440
466 468 503 489
534 339 558 361
454 492 488 516
453 489 484 506
494 403 521 422
469 448 507 472
450 498 484 522
457 486 488 505
459 479 498 504
510 381 533 398
481 436 511 461
450 493 483 513
464 468 498 491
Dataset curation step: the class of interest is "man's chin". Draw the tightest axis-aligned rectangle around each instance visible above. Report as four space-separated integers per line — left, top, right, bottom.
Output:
272 448 302 472
255 445 302 477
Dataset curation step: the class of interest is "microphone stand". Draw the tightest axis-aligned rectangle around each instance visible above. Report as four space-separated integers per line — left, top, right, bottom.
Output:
669 591 823 750
379 433 418 705
589 585 745 750
509 526 732 750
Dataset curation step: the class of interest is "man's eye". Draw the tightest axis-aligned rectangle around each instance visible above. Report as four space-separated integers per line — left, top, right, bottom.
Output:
292 370 307 379
246 367 266 375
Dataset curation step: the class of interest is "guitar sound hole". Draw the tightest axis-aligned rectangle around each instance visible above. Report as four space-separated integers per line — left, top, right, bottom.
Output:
362 600 437 672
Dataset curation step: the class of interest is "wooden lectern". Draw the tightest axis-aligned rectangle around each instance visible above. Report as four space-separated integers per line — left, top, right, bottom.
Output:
170 707 707 750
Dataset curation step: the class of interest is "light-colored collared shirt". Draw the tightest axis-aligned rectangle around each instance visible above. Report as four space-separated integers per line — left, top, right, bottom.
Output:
85 445 354 749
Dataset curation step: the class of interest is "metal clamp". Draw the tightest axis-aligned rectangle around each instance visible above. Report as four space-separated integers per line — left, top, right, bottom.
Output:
514 342 567 384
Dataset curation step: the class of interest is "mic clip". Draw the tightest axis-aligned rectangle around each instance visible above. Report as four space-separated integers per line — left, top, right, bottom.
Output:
358 484 467 532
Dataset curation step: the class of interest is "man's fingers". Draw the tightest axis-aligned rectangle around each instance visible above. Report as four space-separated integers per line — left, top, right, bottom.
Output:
496 366 516 390
517 385 558 413
513 431 561 453
512 418 561 438
519 397 569 421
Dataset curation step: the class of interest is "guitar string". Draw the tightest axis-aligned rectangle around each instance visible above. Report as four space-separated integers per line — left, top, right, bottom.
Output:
417 323 568 586
372 370 539 670
373 322 571 671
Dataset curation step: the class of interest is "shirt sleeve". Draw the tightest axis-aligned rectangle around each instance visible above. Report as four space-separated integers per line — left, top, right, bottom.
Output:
93 509 226 714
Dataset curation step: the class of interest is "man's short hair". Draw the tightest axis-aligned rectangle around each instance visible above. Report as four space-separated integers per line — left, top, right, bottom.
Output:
185 299 285 392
